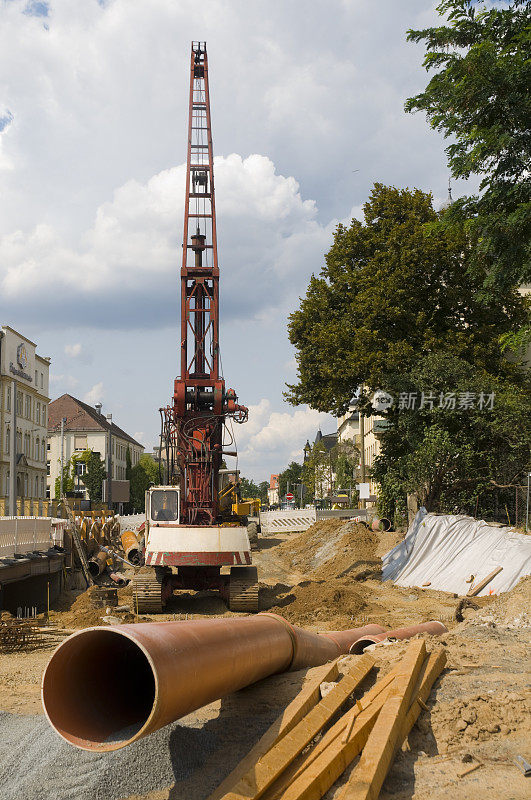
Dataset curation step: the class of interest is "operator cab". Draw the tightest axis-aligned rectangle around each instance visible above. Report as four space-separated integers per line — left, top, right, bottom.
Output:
218 468 240 492
148 487 180 524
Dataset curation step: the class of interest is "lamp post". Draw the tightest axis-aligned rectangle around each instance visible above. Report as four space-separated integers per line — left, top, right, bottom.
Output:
106 413 112 510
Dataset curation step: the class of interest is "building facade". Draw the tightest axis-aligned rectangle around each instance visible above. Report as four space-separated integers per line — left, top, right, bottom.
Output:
47 394 144 503
337 403 385 500
0 326 50 513
267 474 280 507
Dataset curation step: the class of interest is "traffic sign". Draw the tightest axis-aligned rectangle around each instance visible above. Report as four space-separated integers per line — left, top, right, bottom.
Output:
286 493 294 501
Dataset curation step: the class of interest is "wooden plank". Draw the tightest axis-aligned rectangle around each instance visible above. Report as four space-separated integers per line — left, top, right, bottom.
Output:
265 672 396 800
261 665 401 800
271 648 444 800
220 654 375 800
467 566 503 596
338 640 426 800
338 646 446 800
206 659 340 800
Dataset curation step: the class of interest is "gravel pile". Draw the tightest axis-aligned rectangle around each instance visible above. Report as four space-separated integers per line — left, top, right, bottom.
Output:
0 711 221 800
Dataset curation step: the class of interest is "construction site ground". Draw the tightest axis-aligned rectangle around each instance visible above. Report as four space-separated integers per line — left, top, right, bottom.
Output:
0 519 529 800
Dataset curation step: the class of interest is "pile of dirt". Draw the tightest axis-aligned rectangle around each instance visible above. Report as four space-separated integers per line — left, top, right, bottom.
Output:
268 577 367 628
469 575 531 629
427 689 531 752
276 519 380 581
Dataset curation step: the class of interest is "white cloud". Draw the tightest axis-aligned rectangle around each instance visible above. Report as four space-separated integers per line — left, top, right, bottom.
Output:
64 343 82 358
0 154 336 328
234 399 335 480
83 381 104 406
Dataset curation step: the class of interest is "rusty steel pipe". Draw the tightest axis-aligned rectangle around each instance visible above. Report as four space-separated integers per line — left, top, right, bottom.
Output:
88 549 108 578
42 615 386 752
120 530 143 566
349 620 448 654
108 572 128 587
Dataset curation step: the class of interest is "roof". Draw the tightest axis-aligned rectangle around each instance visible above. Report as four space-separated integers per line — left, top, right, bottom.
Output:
314 430 337 453
47 394 144 448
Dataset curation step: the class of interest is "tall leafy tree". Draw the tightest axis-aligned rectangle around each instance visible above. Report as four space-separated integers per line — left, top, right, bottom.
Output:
373 352 531 515
278 461 304 503
286 183 525 415
129 454 159 512
81 450 107 502
405 0 531 291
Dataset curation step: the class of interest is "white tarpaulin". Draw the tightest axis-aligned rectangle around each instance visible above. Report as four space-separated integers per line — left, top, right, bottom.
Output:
382 509 531 596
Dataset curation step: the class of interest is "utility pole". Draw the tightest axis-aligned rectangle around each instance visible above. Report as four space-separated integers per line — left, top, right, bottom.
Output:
526 471 530 533
359 410 366 509
106 413 113 511
59 416 66 514
9 379 17 516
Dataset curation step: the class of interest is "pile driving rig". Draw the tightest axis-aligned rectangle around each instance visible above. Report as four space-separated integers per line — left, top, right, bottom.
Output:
133 42 259 613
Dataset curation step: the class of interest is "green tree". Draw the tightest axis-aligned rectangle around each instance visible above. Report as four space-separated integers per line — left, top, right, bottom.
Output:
54 457 75 498
81 450 107 502
239 477 269 505
129 454 159 512
372 353 531 515
405 0 531 292
278 461 304 504
286 183 525 415
301 442 329 501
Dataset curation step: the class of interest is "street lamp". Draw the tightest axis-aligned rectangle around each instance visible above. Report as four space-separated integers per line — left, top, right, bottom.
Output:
106 413 113 510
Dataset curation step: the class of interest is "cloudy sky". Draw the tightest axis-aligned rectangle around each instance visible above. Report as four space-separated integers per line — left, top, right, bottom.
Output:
0 0 479 481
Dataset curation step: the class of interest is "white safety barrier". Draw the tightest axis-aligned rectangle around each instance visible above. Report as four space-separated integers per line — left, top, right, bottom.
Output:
259 508 317 534
383 508 531 596
0 517 66 558
117 513 145 532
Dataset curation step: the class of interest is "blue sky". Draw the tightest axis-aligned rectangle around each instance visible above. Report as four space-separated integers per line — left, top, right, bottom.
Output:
0 0 481 480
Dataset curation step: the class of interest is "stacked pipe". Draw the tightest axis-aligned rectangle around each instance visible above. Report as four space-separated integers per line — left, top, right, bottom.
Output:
42 614 446 752
120 530 143 566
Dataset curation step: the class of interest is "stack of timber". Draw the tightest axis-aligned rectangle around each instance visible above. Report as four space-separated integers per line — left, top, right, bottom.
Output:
209 639 445 800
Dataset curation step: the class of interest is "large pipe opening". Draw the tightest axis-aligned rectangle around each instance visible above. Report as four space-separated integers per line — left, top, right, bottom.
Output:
42 629 156 751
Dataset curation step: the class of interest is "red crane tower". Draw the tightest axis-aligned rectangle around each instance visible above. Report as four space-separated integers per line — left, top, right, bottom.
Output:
162 41 248 525
134 42 258 613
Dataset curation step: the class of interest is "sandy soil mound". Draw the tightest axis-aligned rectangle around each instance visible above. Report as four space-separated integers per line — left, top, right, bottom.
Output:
428 689 531 750
268 578 367 627
468 574 531 628
276 519 381 580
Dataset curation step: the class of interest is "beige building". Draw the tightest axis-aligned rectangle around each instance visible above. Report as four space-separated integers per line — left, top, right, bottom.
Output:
0 325 51 513
47 394 144 504
337 402 387 500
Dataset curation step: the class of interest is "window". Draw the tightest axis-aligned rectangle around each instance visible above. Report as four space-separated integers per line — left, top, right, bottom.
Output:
35 476 38 497
6 387 10 412
25 395 31 418
16 392 23 415
75 461 86 476
40 373 43 389
41 406 46 426
74 435 87 451
42 440 45 461
35 370 38 384
5 426 10 455
35 437 40 460
47 442 50 451
46 487 50 499
40 476 44 498
17 430 22 453
36 401 40 422
5 471 9 497
24 474 28 495
46 461 50 476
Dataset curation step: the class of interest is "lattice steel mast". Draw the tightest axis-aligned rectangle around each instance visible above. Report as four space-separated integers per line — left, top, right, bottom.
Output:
161 41 247 526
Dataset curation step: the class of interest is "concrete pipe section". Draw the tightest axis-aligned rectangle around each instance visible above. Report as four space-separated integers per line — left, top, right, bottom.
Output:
42 615 386 752
349 621 448 654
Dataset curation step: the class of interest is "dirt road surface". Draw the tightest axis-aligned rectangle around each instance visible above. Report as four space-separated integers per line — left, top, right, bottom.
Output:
0 520 529 799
